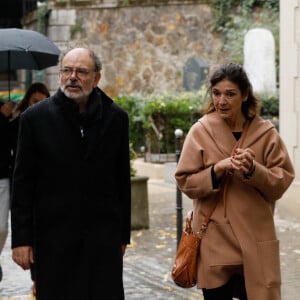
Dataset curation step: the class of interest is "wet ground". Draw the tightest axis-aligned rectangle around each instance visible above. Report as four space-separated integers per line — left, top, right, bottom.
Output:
0 179 299 299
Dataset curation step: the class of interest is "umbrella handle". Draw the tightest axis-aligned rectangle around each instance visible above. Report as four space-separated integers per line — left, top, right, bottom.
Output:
8 51 10 101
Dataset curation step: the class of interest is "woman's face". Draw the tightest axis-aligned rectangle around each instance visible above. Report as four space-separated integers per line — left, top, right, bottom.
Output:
28 91 48 106
211 79 245 127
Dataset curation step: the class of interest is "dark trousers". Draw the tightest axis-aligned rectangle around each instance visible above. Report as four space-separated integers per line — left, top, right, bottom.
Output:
202 275 248 300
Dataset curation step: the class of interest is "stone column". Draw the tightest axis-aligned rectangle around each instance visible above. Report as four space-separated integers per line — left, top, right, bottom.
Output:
47 8 76 94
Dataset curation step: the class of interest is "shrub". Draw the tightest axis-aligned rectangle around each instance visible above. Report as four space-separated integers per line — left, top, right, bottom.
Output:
114 90 278 156
141 91 206 153
129 141 137 177
259 92 279 116
114 94 145 152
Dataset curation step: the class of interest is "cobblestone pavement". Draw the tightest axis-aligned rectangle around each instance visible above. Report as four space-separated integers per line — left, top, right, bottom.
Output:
0 179 300 299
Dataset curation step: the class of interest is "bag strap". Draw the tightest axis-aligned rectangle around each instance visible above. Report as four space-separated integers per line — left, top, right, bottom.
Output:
186 120 252 236
184 199 218 236
200 196 219 233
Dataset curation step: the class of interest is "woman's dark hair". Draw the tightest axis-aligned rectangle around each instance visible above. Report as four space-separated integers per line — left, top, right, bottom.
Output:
203 63 259 119
16 82 50 113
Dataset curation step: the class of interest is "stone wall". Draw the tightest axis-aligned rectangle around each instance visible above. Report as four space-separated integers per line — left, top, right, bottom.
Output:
24 2 223 96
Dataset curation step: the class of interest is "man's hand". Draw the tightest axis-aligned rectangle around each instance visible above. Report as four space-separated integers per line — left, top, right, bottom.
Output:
121 244 127 256
12 246 34 270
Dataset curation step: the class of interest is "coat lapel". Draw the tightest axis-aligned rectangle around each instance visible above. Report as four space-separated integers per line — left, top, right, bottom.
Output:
199 112 237 157
199 112 274 158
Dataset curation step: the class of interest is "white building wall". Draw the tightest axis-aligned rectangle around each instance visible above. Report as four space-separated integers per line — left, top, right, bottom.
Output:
280 1 300 196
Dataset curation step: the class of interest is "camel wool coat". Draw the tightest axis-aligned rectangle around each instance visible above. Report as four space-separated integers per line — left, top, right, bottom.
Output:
175 112 294 300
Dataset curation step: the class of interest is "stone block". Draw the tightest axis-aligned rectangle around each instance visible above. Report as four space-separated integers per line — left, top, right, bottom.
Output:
49 9 76 26
131 176 149 230
48 26 71 42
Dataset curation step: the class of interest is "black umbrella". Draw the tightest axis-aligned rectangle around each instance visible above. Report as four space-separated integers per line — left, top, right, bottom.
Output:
0 28 61 100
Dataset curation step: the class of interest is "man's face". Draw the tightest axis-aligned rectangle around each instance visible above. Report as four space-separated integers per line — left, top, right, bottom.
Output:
59 48 101 106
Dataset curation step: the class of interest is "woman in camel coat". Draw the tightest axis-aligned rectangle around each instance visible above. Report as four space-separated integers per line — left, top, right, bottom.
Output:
175 63 294 300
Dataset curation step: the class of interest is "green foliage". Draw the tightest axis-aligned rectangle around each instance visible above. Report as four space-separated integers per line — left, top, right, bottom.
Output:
114 90 205 154
37 2 49 35
114 94 145 151
142 91 206 153
121 0 129 6
70 19 84 39
259 92 279 116
129 142 137 177
211 0 279 32
114 90 278 156
211 0 279 66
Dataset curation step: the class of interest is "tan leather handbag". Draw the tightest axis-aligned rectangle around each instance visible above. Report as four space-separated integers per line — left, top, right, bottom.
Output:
171 205 217 288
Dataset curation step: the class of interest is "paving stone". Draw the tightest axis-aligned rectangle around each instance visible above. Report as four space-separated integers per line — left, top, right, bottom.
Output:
0 179 299 300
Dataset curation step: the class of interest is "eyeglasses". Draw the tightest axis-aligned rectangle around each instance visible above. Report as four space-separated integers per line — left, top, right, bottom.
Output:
60 67 96 79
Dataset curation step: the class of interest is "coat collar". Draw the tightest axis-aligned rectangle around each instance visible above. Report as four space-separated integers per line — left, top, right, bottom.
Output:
199 112 237 157
52 87 113 126
199 111 274 157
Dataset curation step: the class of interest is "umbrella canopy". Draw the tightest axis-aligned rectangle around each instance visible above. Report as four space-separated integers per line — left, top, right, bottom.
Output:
0 28 61 99
0 28 60 70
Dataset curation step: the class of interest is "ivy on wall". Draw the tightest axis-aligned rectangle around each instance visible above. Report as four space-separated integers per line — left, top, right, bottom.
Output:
211 0 278 32
210 0 279 67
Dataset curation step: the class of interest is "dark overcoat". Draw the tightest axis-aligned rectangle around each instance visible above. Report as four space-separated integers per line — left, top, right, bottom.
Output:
11 88 131 300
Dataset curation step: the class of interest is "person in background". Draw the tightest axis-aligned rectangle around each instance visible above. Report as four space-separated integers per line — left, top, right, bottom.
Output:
10 82 50 166
11 46 131 300
9 82 50 296
175 63 294 300
0 100 14 283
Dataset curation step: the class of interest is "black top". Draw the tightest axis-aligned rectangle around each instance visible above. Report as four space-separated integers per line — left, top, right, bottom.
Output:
211 131 242 189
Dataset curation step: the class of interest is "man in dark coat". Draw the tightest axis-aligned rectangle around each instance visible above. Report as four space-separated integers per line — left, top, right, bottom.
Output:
11 47 131 299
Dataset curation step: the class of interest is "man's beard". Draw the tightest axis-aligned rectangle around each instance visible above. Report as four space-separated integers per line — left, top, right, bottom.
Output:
60 82 93 103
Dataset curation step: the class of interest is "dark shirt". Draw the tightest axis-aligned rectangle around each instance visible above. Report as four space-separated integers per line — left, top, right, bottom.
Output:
211 131 242 189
